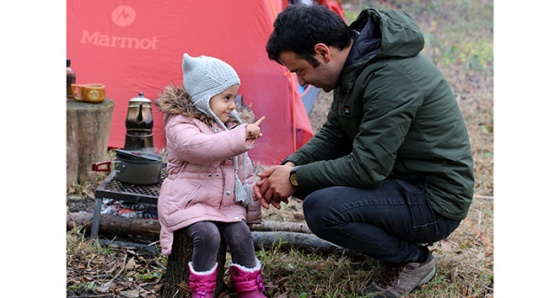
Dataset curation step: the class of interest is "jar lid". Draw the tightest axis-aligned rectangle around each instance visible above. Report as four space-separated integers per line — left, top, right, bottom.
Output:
129 92 151 103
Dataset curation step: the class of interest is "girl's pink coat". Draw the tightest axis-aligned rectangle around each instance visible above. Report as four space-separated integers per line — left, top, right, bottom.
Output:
157 115 261 256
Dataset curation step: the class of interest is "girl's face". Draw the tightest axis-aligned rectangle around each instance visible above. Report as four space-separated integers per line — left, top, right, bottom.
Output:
209 84 239 123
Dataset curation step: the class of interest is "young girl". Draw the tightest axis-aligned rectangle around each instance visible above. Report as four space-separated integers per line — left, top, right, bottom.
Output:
155 53 267 298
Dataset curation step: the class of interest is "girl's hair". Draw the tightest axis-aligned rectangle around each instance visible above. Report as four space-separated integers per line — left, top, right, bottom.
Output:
266 4 353 67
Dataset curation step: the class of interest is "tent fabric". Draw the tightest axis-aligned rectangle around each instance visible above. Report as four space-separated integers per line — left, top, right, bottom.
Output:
67 0 314 166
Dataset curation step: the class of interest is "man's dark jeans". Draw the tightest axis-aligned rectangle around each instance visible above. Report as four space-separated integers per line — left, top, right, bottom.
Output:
300 179 461 265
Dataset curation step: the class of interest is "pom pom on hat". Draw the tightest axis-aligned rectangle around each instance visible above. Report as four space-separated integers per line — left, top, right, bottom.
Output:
182 53 240 118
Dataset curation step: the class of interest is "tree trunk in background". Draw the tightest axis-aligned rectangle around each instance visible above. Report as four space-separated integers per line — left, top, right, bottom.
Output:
159 228 227 298
67 99 114 187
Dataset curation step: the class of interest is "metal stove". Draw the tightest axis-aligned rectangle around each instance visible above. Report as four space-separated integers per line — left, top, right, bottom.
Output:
91 166 167 239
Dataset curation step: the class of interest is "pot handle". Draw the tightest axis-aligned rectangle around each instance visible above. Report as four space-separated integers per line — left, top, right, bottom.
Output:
91 161 112 172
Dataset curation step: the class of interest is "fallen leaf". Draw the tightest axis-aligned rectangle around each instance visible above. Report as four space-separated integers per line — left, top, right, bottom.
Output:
98 281 113 293
126 257 137 270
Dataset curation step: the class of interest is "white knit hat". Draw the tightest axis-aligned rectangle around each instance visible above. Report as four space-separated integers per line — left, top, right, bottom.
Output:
182 53 240 122
181 53 252 206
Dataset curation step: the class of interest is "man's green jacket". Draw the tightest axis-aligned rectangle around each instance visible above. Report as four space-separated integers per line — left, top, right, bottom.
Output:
285 8 474 220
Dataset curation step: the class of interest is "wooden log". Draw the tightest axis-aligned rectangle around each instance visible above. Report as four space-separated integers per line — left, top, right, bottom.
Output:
159 229 227 298
251 231 357 255
67 213 311 238
67 212 160 237
252 220 311 234
67 98 114 187
67 213 355 256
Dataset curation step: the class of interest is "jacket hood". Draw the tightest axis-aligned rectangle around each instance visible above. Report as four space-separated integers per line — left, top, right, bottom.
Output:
347 9 424 65
155 84 254 126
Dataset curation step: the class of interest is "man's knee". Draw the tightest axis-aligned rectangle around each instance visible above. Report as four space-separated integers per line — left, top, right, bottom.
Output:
302 190 335 234
302 191 322 219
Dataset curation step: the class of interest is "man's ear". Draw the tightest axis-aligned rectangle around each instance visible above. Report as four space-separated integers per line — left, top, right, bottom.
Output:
314 43 331 62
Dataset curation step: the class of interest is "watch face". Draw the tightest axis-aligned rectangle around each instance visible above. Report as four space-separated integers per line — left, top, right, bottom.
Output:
290 173 298 187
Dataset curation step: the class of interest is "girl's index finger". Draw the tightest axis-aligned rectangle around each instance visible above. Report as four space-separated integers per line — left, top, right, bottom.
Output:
254 116 266 126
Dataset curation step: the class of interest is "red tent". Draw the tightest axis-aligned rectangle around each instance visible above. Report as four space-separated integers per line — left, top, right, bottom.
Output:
67 0 315 165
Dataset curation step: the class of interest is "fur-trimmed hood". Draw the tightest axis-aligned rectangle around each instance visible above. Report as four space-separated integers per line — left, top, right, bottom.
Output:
155 84 255 126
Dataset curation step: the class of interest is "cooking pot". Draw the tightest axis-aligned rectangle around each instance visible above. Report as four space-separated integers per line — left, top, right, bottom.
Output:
92 149 163 185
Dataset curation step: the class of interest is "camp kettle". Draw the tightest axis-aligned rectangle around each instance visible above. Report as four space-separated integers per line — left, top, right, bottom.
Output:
124 92 154 152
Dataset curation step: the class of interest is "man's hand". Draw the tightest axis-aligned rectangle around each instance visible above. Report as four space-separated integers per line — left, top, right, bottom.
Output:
254 165 295 209
253 176 281 210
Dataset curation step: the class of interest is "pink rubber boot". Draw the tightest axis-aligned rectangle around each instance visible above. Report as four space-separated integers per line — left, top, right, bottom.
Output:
228 259 267 298
188 262 217 298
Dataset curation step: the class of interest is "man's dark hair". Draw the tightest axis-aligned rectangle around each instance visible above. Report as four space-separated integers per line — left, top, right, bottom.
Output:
266 4 354 67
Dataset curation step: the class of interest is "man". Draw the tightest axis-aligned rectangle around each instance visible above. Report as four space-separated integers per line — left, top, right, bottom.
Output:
254 4 474 298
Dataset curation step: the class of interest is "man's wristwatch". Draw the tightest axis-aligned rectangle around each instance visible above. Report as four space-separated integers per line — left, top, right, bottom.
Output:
289 166 299 188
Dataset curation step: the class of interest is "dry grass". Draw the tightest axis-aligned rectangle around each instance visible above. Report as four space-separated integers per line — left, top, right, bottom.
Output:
66 0 493 297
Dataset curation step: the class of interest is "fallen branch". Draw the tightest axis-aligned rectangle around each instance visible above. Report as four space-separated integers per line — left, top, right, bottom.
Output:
251 231 360 257
67 212 357 255
67 213 311 236
101 252 127 292
252 221 312 233
67 212 160 237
